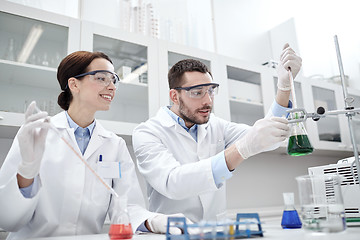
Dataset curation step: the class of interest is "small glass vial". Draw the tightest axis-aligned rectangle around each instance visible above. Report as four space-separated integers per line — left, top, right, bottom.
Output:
109 197 133 239
281 192 302 229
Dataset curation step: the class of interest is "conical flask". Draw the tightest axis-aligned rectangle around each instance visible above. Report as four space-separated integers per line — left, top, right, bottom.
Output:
108 196 133 240
281 192 302 229
287 112 313 156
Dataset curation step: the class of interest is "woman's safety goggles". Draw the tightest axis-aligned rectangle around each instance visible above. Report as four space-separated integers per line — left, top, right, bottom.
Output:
174 83 219 99
74 70 120 89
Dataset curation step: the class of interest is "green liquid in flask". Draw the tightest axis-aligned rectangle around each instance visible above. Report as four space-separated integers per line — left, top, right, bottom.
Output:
287 135 313 156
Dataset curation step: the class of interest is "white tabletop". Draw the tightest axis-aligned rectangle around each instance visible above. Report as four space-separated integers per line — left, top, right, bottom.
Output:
28 224 360 240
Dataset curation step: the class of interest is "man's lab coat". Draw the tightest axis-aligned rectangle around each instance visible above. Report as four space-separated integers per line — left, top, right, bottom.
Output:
132 107 252 222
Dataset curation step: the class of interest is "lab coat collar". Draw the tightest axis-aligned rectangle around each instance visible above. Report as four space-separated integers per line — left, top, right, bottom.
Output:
50 111 113 158
158 107 211 129
157 107 211 142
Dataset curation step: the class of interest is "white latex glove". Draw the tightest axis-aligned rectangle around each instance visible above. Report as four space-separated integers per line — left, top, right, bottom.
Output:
147 213 195 235
17 101 50 179
235 117 290 159
277 43 302 91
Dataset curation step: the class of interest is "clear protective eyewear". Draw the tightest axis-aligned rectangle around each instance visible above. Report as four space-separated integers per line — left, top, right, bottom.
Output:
74 70 120 89
174 83 219 99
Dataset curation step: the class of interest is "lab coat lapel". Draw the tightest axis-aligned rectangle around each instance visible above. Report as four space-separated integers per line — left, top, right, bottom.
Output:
51 112 80 153
83 121 111 159
158 107 194 140
197 121 210 144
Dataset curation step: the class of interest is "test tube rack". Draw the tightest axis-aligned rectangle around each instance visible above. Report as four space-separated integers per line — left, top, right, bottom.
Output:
166 213 263 240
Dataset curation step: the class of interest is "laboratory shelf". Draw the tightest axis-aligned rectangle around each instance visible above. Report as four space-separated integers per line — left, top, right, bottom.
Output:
0 111 137 144
229 98 263 107
0 111 24 138
229 99 264 126
0 59 58 89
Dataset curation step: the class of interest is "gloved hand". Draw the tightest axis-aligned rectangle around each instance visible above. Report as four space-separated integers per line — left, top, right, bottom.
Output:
147 213 195 235
277 43 302 91
235 117 290 159
17 101 50 179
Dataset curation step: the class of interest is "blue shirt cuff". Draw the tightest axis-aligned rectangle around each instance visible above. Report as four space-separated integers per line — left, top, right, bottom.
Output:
211 151 233 187
19 182 34 198
136 221 150 232
271 100 292 117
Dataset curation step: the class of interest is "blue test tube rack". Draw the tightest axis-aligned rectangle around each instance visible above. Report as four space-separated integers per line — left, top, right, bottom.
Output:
166 213 264 240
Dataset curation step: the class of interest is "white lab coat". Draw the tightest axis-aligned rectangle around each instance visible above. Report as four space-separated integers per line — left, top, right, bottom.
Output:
0 111 156 240
133 107 257 222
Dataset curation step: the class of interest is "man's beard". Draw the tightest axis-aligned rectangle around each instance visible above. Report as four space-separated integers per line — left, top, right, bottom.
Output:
178 97 212 126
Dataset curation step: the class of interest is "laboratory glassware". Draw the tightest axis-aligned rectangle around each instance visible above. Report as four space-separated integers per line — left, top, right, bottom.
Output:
287 112 313 156
108 197 133 240
296 174 346 233
281 192 302 229
287 70 313 156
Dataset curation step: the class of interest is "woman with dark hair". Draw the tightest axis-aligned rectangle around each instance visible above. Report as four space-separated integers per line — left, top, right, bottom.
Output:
0 51 187 239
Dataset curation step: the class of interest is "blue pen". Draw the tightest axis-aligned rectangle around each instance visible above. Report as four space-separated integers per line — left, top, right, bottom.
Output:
99 155 102 162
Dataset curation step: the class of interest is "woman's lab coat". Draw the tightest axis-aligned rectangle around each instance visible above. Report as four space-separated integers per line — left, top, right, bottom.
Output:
0 111 155 239
133 107 256 222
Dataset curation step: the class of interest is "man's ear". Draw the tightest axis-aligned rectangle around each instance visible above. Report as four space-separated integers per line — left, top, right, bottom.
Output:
169 89 179 105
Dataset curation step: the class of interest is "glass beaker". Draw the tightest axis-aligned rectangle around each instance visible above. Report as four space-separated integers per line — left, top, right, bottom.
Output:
296 174 346 233
108 197 133 240
281 192 302 229
287 113 313 156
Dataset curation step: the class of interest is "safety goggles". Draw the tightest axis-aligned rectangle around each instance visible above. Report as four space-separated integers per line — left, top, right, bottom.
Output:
174 83 219 99
74 70 120 89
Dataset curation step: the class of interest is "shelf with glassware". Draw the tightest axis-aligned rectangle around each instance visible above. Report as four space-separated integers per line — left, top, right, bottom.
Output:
0 2 80 139
80 20 159 137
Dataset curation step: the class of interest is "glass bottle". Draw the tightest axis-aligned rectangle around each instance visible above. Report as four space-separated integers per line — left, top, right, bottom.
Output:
109 196 133 240
287 112 313 156
281 192 302 229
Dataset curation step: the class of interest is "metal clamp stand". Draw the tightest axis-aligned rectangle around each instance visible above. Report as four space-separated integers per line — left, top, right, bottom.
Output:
287 36 360 187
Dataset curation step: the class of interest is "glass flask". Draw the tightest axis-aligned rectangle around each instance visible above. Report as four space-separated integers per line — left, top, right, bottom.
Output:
281 192 302 229
108 197 133 240
287 112 313 156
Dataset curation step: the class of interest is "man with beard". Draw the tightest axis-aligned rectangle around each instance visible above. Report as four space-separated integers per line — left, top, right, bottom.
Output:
132 44 302 223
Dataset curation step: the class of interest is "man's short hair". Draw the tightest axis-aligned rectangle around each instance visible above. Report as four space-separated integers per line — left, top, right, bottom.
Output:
168 59 212 89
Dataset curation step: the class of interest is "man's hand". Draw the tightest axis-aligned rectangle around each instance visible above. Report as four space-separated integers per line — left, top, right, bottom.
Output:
277 43 302 91
235 117 290 159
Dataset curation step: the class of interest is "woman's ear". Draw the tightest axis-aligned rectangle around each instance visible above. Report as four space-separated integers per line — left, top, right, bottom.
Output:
67 77 79 93
169 89 179 105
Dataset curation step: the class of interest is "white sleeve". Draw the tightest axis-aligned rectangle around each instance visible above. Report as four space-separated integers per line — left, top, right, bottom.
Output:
0 137 41 231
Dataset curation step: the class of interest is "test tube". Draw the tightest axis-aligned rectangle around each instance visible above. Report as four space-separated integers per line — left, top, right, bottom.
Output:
34 105 119 198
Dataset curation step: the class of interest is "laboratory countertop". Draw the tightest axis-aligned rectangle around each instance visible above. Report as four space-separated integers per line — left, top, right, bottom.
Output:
28 218 360 240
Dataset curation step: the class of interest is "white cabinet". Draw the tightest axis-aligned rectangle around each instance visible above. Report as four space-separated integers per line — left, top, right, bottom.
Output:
0 1 80 139
157 40 217 109
301 79 350 151
1 1 358 155
217 56 275 125
80 21 159 138
342 88 360 150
